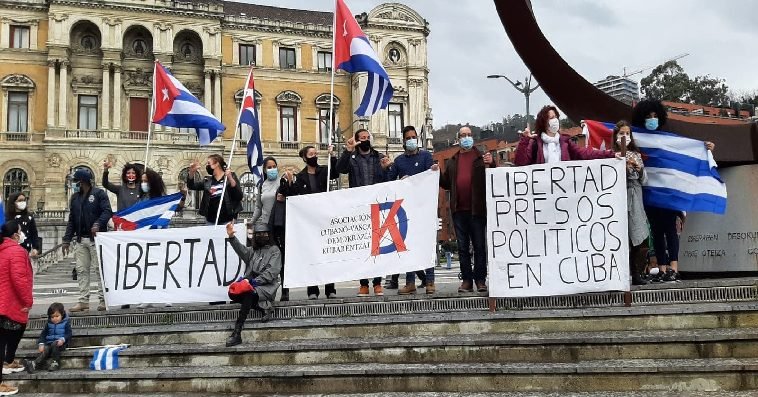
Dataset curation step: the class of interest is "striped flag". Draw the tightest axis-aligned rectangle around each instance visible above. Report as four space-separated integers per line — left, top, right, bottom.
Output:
111 192 183 231
89 345 128 371
238 66 264 184
151 61 225 145
585 121 727 214
333 0 394 116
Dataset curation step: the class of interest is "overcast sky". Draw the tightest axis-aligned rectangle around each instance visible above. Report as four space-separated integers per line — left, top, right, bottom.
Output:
241 0 758 127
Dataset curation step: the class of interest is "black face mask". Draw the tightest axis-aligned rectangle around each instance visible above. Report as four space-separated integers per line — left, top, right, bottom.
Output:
305 157 319 167
206 165 214 175
254 235 270 247
358 140 371 151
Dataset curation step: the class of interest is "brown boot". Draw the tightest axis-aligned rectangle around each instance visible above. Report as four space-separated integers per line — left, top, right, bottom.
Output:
475 280 488 293
398 283 416 295
69 303 89 312
458 280 474 293
425 283 436 294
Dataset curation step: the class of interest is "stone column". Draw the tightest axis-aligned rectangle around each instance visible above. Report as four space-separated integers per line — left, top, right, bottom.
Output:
58 61 68 128
47 60 56 128
204 69 212 109
213 70 221 120
101 64 110 130
113 65 121 131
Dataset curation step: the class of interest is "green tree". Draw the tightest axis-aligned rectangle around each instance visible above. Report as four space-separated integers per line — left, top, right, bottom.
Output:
688 75 729 107
640 60 690 101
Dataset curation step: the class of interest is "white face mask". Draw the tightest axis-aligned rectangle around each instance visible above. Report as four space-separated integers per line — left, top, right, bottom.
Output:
617 134 630 145
141 182 150 193
16 201 27 211
547 118 560 134
16 231 26 245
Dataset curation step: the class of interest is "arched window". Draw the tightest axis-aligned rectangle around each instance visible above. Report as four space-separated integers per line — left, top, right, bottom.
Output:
3 168 29 202
178 167 201 210
239 172 257 214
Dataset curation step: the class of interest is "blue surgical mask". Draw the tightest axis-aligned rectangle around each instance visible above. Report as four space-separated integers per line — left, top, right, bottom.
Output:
460 136 474 150
405 138 418 151
71 182 80 194
645 117 659 131
266 169 278 181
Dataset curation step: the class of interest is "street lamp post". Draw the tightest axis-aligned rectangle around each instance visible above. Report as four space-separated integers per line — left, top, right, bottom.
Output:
487 73 540 127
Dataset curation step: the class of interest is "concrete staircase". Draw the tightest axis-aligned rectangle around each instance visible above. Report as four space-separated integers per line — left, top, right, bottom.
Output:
7 279 758 395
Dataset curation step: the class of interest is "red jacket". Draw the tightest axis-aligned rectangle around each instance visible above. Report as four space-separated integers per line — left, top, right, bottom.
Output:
0 238 33 324
514 134 614 166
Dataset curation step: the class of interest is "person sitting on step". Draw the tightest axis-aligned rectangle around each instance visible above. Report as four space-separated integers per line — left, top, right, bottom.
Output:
224 222 281 347
25 302 71 373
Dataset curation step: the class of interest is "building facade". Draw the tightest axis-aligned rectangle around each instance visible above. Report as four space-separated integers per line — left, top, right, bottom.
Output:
594 75 639 105
0 0 431 213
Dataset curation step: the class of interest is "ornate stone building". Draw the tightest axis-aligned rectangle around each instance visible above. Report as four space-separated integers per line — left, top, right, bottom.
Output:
0 0 430 213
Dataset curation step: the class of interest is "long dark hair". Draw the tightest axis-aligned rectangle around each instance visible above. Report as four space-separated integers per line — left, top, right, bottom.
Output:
612 120 640 153
4 191 28 219
631 99 668 130
141 168 166 199
121 163 143 185
535 105 560 134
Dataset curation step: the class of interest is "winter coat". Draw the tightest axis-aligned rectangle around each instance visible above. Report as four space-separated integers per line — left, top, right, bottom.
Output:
0 238 33 324
336 148 387 188
38 314 72 346
63 187 113 243
229 236 281 312
439 148 497 216
626 151 650 247
514 134 614 165
12 212 41 252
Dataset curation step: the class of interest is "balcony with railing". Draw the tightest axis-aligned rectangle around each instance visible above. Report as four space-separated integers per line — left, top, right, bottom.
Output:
280 141 300 150
0 131 33 142
46 129 203 144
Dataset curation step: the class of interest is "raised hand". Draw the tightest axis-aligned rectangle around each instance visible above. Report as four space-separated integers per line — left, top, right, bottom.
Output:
345 138 356 152
521 126 537 139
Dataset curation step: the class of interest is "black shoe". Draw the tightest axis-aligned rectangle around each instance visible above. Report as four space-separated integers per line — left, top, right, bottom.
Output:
280 289 289 302
225 326 242 347
662 269 680 283
261 311 273 323
632 274 648 286
23 359 36 374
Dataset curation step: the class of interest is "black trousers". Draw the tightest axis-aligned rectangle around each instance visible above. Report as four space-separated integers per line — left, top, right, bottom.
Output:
35 343 65 367
360 277 382 287
272 226 288 294
0 327 25 383
230 292 262 328
646 207 680 266
307 284 336 297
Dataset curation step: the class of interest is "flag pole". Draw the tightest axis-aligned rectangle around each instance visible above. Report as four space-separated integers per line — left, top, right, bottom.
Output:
325 0 338 193
144 61 159 171
214 65 253 227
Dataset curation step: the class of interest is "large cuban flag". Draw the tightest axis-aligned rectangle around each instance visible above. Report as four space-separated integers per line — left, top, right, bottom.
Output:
151 61 225 145
111 192 184 231
238 66 264 184
584 120 727 214
334 0 394 116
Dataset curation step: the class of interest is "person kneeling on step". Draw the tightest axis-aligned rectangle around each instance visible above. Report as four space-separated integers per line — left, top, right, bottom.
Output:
225 222 281 347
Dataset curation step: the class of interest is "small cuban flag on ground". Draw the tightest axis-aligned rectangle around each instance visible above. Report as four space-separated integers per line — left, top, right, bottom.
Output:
89 344 129 371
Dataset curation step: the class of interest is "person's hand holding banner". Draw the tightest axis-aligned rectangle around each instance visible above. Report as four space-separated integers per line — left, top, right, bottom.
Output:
226 222 235 237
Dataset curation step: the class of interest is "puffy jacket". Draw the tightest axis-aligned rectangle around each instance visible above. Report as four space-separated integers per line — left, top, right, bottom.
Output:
38 314 72 346
0 238 34 324
63 187 113 243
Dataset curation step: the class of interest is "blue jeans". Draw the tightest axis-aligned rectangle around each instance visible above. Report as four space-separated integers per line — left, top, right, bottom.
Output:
406 268 435 284
452 211 487 282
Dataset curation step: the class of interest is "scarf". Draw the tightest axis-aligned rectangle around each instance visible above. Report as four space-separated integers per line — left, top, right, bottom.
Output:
541 133 561 163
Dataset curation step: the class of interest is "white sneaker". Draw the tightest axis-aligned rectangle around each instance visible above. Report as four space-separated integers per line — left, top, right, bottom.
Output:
0 367 10 375
327 292 337 299
137 303 153 309
308 294 318 300
0 383 19 395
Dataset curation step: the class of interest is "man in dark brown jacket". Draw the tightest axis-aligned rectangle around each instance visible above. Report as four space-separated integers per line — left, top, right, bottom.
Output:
439 127 497 293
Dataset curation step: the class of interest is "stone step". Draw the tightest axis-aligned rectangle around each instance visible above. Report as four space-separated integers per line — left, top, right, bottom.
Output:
17 393 758 397
7 359 758 394
18 303 758 349
13 328 758 369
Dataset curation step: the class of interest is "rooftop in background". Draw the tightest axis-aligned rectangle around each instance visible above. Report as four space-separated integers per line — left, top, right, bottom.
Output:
662 101 754 126
222 1 333 25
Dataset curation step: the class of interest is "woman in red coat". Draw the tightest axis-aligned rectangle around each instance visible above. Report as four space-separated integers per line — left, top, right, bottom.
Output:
0 220 34 396
514 105 614 165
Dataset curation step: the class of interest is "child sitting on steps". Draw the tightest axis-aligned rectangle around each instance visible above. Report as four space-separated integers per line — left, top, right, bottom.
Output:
25 302 72 373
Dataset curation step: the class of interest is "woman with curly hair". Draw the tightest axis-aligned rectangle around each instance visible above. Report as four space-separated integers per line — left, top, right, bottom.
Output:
632 99 715 282
514 105 614 165
102 161 142 211
138 168 167 201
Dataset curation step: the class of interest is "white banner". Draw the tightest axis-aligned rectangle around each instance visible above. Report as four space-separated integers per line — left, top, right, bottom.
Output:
284 170 439 288
486 159 630 297
95 224 247 307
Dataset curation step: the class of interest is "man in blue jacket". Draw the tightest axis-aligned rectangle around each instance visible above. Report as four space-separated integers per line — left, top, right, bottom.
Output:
62 169 112 312
337 128 391 297
386 126 439 295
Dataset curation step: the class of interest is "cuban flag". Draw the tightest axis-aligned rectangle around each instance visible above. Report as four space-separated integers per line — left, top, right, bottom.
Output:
111 192 184 231
583 120 613 150
585 121 727 214
151 61 225 145
89 345 128 371
238 66 264 183
334 0 394 116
